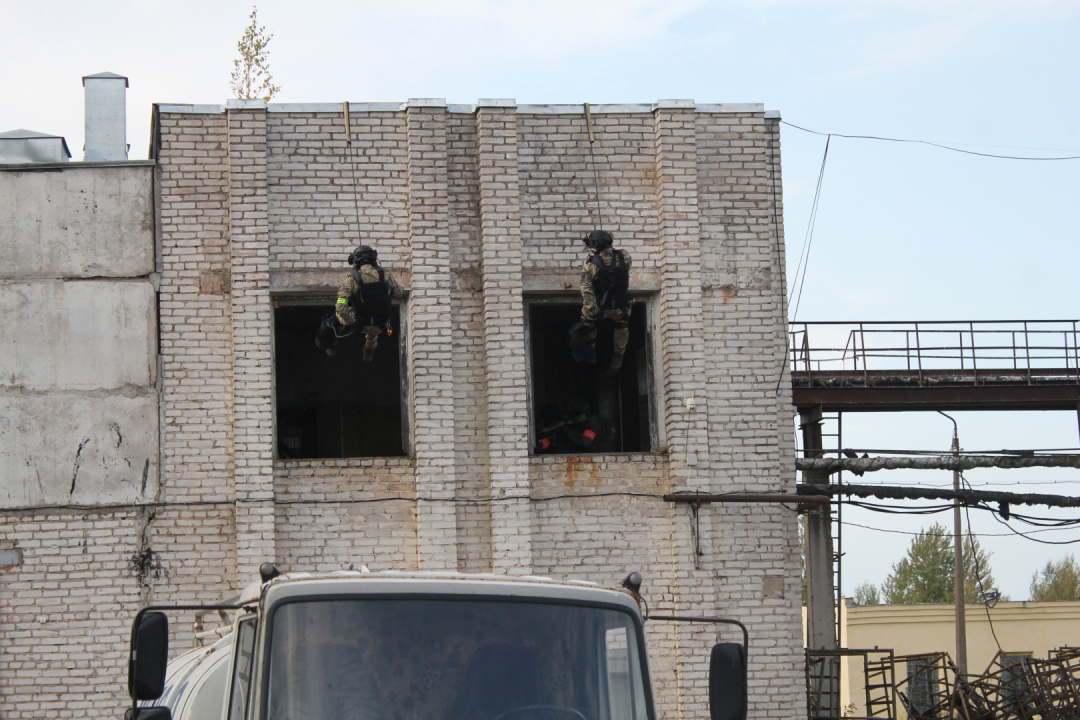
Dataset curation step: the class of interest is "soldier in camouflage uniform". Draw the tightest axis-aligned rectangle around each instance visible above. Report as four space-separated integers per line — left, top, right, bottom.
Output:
571 230 632 372
335 245 405 362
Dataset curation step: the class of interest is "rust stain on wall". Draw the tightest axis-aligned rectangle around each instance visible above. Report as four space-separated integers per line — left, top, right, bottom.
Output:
564 457 600 489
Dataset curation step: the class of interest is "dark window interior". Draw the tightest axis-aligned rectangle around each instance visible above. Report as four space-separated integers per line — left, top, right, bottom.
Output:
529 302 652 454
274 304 405 459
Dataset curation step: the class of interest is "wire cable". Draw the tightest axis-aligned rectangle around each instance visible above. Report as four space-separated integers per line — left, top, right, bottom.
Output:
344 102 363 245
961 473 1003 653
839 519 1080 539
583 103 605 230
782 121 1080 161
987 514 1080 545
777 133 829 393
0 491 671 515
788 134 830 319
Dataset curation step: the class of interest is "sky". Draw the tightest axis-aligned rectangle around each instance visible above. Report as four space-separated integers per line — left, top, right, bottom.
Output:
3 1 1079 603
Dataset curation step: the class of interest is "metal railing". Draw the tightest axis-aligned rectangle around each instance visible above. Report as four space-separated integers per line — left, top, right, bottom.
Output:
790 321 1080 385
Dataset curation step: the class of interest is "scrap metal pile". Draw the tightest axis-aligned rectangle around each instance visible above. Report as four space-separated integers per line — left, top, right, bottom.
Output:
809 648 1080 720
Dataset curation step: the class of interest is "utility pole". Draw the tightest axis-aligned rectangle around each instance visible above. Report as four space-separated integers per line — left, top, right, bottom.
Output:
939 412 968 678
801 405 838 718
802 406 837 650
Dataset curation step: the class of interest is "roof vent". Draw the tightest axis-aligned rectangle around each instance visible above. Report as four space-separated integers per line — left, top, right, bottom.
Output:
83 71 128 161
0 129 71 164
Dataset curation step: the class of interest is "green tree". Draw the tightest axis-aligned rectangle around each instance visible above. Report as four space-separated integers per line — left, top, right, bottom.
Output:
1030 554 1080 601
853 580 880 606
230 7 281 100
881 523 1002 604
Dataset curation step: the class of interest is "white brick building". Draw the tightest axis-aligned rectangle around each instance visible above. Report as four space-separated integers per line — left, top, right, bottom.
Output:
0 98 801 719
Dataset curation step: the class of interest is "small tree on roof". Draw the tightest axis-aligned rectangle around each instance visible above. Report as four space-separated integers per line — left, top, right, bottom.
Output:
230 7 281 101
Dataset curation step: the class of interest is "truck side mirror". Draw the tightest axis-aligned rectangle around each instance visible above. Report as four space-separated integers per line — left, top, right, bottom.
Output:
129 611 169 701
709 642 747 720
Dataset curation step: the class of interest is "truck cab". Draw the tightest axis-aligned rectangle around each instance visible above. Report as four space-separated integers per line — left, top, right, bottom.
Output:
128 568 745 720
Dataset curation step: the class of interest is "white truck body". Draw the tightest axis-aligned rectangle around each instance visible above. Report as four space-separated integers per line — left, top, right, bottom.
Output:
141 571 667 720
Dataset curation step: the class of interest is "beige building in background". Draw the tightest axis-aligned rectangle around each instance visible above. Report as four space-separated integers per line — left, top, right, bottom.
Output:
834 599 1080 717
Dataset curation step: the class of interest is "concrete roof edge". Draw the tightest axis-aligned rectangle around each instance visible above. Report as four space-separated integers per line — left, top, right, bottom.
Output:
158 104 226 114
695 103 767 113
226 99 267 110
0 159 156 172
156 101 768 115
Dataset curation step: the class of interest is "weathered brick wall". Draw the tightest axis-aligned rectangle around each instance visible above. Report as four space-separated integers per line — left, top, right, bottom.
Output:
0 511 142 719
0 100 801 720
274 459 417 571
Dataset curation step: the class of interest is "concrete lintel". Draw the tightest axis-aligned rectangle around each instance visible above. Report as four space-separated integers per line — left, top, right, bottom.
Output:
523 278 661 293
271 269 411 295
226 99 268 110
655 99 696 109
476 98 517 108
157 104 226 114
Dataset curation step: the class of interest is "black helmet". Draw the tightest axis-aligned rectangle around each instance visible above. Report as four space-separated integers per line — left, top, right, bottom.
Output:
582 230 613 252
348 246 377 266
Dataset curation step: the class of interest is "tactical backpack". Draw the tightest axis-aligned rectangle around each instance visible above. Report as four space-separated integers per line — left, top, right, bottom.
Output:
588 250 630 310
350 266 392 325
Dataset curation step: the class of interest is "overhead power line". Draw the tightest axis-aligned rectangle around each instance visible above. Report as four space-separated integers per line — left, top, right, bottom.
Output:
839 519 1079 540
782 121 1080 160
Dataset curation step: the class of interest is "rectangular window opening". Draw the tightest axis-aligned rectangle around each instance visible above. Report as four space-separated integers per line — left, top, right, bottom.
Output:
528 300 653 455
274 303 407 459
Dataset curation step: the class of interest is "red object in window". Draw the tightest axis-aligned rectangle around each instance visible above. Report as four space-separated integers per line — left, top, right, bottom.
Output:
582 429 596 440
540 437 551 449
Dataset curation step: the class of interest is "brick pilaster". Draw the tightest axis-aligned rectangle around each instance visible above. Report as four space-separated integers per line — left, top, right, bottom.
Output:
475 101 531 574
654 101 714 719
653 101 709 488
227 102 275 582
405 101 458 570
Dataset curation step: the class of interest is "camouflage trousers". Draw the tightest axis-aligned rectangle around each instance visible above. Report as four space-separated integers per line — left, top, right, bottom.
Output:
580 305 630 358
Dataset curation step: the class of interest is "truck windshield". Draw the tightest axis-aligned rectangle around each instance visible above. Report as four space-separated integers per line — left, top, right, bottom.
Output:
266 598 650 720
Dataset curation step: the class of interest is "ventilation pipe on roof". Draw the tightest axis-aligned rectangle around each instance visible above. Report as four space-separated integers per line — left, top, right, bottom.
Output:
83 72 128 161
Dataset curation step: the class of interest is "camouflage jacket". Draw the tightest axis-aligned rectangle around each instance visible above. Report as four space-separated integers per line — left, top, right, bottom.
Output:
336 264 405 326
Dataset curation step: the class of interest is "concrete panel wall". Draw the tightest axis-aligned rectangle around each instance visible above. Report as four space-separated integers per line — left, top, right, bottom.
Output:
0 159 160 717
0 164 154 278
0 392 158 507
0 280 156 390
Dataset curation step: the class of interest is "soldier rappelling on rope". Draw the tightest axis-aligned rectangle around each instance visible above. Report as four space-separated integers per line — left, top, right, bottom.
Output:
316 245 404 361
569 229 632 372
